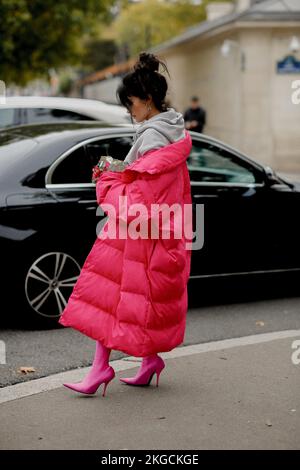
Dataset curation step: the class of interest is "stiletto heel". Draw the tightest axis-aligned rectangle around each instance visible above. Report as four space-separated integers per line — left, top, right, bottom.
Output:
63 340 114 396
120 355 165 387
156 369 162 387
63 366 115 396
102 379 112 397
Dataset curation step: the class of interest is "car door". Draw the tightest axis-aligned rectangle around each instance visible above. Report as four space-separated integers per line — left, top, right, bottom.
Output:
252 173 300 271
45 134 133 259
188 137 276 278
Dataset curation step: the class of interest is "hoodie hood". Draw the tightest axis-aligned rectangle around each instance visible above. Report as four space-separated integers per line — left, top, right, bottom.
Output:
125 130 192 176
135 107 186 143
124 107 186 165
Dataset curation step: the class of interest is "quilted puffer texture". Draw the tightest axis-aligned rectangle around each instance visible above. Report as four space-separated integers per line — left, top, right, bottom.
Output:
58 130 193 357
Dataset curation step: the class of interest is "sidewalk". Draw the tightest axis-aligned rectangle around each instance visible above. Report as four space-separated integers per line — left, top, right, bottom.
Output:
0 331 299 450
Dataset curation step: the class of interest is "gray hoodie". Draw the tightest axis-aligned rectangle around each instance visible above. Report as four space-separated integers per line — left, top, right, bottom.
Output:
124 107 186 165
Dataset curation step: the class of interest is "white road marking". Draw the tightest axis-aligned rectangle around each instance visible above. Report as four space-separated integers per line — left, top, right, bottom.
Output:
0 329 299 404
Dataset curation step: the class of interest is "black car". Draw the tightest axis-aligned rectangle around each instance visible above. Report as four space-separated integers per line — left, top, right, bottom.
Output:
0 122 299 327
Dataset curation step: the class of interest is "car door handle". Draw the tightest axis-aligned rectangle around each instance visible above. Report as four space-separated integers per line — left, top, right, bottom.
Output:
78 200 97 204
193 194 218 198
57 197 81 203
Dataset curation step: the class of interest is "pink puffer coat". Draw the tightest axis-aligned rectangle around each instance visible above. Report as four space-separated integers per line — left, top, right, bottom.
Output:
58 130 193 357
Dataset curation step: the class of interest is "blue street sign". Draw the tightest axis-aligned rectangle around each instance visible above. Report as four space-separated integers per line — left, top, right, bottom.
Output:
277 55 300 74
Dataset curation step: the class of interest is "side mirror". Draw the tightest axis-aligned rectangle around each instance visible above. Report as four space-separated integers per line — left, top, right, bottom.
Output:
264 166 281 186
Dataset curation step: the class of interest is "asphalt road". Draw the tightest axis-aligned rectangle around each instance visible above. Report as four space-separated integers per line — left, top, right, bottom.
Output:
1 282 300 388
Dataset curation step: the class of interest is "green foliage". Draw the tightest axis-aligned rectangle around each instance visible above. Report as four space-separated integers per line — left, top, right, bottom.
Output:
0 0 234 85
81 39 118 72
111 0 233 57
57 73 74 96
0 0 114 85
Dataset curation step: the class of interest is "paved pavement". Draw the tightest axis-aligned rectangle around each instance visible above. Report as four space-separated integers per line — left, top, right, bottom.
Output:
0 330 299 450
2 293 300 388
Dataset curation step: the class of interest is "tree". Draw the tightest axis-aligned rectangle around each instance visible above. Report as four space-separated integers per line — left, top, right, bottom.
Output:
0 0 115 85
110 0 234 58
81 39 118 72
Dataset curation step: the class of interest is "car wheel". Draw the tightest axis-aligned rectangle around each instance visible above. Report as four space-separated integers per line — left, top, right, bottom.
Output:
22 250 81 328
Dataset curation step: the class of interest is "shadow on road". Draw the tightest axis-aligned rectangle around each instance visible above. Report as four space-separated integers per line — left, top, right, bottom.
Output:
0 273 299 330
188 271 300 307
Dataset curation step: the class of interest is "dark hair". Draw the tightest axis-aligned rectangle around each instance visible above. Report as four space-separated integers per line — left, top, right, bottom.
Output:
116 51 170 115
191 96 199 102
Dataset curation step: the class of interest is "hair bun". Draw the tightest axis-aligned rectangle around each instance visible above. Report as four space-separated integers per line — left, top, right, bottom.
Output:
134 52 159 73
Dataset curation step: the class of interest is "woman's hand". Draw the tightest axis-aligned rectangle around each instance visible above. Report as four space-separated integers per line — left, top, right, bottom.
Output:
92 165 104 183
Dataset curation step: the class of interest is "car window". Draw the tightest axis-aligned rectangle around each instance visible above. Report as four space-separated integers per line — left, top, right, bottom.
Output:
85 136 133 166
188 141 262 184
51 136 133 184
25 108 96 124
0 109 15 127
51 146 89 184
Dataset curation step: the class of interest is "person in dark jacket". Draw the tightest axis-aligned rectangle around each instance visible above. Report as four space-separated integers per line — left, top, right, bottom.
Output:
184 96 206 133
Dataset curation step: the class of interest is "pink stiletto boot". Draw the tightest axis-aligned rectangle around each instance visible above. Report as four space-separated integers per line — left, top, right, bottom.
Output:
119 354 165 387
63 340 114 396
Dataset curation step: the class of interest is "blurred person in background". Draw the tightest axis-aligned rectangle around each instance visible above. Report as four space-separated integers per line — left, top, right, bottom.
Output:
184 95 206 133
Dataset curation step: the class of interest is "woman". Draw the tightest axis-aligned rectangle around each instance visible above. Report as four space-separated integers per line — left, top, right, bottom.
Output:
58 52 193 397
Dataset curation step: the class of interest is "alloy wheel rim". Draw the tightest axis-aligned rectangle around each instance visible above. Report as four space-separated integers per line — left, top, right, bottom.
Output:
25 252 81 318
